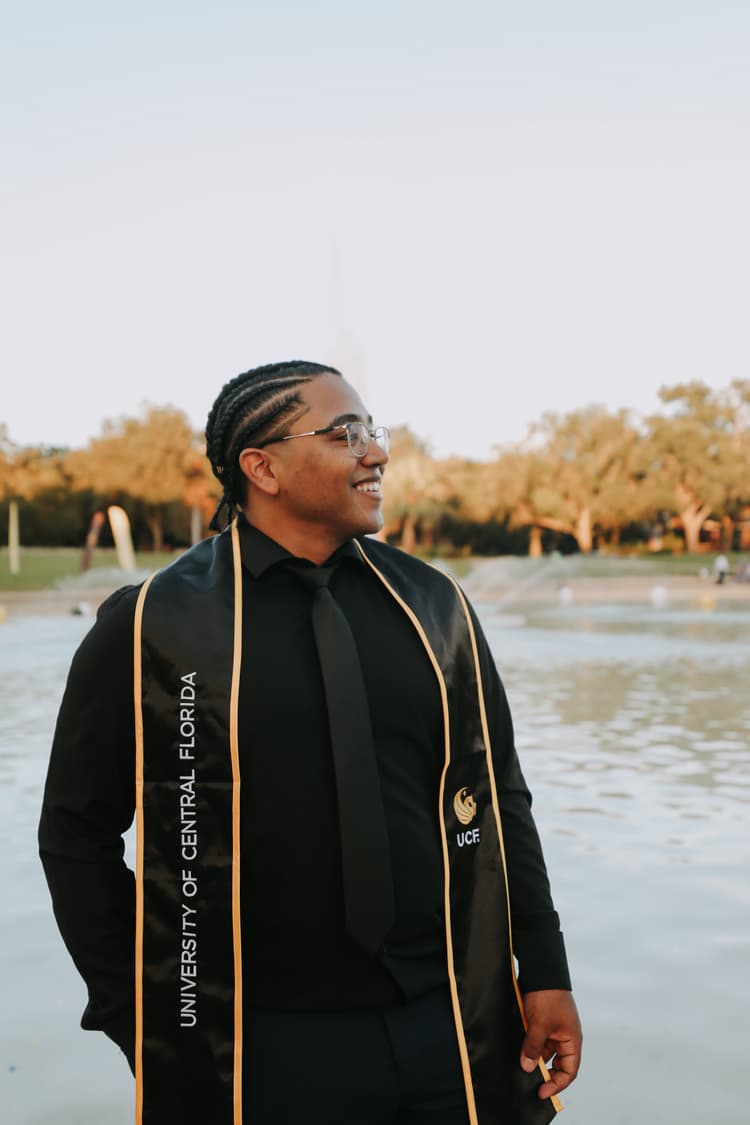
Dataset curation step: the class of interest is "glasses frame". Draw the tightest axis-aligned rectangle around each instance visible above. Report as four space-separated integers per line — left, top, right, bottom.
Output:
259 421 390 459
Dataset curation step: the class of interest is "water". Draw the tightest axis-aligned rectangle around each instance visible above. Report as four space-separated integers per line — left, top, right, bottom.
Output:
0 615 133 1124
482 594 750 1125
1 580 748 1124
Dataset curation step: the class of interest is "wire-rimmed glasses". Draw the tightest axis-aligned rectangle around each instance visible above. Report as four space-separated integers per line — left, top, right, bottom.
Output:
261 421 390 459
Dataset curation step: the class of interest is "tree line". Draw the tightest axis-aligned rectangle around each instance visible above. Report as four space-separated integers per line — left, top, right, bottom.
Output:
2 380 749 556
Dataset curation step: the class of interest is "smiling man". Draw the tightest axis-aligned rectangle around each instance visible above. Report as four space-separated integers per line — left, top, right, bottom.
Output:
39 360 581 1125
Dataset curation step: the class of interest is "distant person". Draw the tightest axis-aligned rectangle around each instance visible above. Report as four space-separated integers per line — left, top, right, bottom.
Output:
714 554 730 585
39 360 581 1124
735 559 749 584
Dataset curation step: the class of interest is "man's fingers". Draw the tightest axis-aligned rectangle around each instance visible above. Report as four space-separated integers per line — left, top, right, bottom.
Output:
521 1040 555 1071
539 1072 572 1099
520 1026 548 1072
520 990 583 1092
537 1042 581 1099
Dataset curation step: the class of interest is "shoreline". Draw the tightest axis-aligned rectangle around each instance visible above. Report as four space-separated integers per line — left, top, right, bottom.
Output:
0 587 124 620
2 571 750 621
516 574 750 606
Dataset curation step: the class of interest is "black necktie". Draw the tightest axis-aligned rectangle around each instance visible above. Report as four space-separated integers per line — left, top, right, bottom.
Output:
290 562 395 956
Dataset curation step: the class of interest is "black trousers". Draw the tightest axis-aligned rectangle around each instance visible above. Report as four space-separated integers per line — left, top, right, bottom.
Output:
245 985 471 1124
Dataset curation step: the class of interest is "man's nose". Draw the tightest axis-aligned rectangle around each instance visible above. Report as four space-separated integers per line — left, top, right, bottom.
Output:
362 438 388 468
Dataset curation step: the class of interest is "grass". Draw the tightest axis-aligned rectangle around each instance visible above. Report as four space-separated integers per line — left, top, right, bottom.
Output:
0 547 178 591
1 546 744 592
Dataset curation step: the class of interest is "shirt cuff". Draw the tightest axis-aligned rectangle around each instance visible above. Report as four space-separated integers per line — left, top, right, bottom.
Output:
514 928 572 993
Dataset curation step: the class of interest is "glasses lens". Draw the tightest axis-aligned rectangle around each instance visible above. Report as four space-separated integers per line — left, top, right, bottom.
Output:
345 423 390 457
346 422 369 457
373 426 390 454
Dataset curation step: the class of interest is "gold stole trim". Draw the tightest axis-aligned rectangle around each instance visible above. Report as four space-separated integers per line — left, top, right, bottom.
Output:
352 543 479 1125
133 523 245 1124
134 571 157 1125
229 520 244 1122
442 572 563 1115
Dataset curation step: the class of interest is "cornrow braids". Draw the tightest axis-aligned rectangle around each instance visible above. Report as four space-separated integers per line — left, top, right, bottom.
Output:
205 361 341 530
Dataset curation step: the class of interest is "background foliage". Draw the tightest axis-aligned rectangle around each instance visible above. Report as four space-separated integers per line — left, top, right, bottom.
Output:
2 380 749 556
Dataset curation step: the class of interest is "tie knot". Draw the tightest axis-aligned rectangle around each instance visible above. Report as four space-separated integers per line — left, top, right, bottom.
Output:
285 562 335 594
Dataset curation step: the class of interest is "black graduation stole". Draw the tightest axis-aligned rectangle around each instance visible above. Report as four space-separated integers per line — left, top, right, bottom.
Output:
133 524 559 1125
134 526 242 1124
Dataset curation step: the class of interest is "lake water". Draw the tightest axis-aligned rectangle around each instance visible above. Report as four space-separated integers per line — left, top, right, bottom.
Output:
1 572 748 1124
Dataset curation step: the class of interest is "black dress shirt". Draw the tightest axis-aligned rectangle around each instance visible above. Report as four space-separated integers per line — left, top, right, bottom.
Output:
39 521 570 1062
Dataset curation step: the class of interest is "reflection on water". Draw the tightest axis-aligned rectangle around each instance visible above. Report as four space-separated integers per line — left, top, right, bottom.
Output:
0 616 134 1125
1 591 749 1124
490 606 749 868
485 597 749 1125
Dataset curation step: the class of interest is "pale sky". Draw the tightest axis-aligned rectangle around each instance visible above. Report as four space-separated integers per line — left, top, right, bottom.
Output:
3 1 749 460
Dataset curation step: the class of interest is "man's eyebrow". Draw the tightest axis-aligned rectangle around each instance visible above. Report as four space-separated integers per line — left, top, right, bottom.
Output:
329 412 373 426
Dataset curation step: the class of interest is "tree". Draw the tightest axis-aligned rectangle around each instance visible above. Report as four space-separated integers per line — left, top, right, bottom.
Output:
0 426 70 569
68 406 204 551
182 449 221 544
719 379 750 548
0 427 69 502
640 382 741 553
381 427 450 552
487 407 641 554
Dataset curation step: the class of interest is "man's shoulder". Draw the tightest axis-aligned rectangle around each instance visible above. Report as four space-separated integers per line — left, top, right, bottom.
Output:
149 532 232 592
96 583 143 623
64 583 143 676
356 538 458 593
93 533 226 624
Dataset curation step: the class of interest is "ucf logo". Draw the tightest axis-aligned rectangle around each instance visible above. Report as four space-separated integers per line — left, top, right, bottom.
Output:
453 788 480 848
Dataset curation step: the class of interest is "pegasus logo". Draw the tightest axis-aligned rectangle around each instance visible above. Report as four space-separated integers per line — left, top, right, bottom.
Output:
453 787 477 826
453 788 480 847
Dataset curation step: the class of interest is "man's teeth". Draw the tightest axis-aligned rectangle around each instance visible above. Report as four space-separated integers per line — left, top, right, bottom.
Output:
355 481 380 492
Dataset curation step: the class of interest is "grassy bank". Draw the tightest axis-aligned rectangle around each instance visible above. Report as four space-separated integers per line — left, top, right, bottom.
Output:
0 547 178 591
1 545 744 592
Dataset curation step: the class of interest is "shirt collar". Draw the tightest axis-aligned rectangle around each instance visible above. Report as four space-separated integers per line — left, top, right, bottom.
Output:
237 515 363 579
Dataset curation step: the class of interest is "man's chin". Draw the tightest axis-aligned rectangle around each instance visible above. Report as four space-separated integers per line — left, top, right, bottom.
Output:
353 513 384 539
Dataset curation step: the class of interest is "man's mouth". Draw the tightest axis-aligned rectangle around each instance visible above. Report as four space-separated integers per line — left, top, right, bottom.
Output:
354 479 382 496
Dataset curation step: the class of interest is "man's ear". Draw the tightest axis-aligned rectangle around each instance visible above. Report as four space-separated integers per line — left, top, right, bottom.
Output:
237 448 280 497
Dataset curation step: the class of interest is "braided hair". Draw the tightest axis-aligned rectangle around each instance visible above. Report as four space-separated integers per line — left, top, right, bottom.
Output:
205 360 341 530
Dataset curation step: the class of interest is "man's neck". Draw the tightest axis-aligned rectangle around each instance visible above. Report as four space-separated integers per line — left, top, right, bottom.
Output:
241 511 349 567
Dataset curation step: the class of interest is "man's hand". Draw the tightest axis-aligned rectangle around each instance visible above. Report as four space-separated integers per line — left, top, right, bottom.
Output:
520 989 582 1100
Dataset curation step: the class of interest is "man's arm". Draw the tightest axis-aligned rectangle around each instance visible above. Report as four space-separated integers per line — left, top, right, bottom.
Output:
38 585 141 1071
466 601 582 1097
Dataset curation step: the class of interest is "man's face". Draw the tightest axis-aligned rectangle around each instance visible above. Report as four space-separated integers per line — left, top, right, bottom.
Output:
267 373 388 545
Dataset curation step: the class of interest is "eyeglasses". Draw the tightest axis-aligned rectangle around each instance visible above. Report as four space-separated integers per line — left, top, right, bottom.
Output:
260 421 390 459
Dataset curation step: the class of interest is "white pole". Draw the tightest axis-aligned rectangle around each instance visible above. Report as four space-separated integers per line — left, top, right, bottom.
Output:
107 505 137 571
8 499 20 576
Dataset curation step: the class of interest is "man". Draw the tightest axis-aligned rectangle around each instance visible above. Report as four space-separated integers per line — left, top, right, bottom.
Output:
40 360 581 1125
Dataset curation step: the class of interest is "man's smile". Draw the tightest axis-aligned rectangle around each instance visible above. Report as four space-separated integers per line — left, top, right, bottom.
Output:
353 476 383 497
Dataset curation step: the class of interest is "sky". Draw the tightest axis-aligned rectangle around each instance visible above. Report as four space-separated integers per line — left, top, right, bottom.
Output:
3 1 749 461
